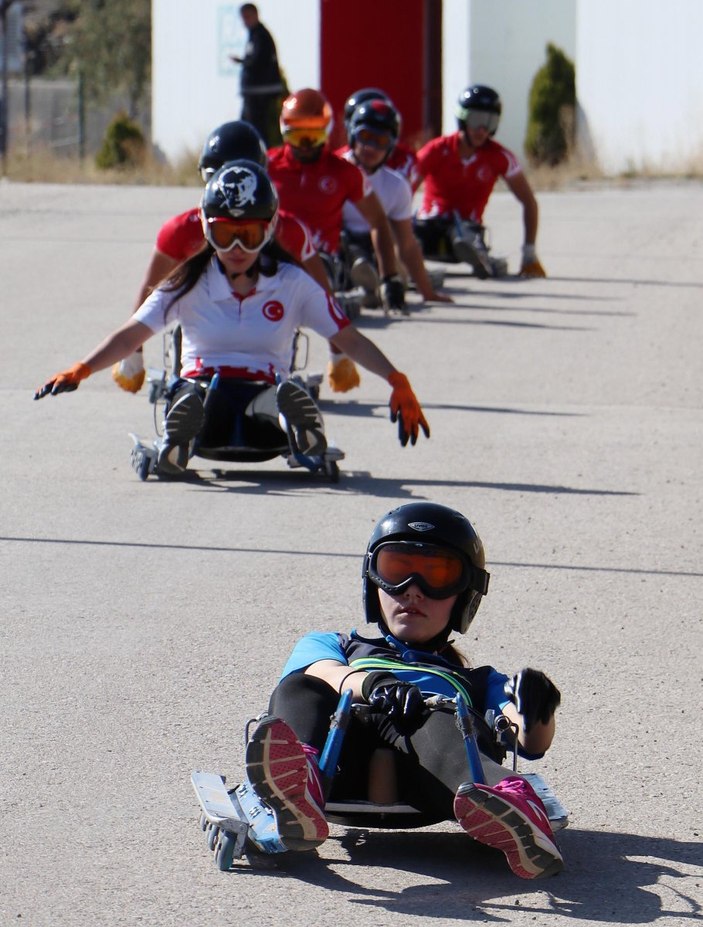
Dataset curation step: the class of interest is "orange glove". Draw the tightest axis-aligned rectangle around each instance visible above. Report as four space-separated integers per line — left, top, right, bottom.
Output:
326 355 361 393
112 350 145 393
519 244 547 278
388 371 430 446
34 362 91 400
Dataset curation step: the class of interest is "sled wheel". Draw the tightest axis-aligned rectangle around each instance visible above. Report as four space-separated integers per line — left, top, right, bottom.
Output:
325 460 340 483
207 823 220 851
136 451 151 481
199 813 208 831
215 831 236 871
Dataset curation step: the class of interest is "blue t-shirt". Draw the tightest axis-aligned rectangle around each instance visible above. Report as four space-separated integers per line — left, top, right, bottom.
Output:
280 629 512 718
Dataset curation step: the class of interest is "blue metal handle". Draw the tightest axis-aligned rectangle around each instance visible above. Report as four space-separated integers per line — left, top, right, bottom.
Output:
318 689 353 795
454 693 486 784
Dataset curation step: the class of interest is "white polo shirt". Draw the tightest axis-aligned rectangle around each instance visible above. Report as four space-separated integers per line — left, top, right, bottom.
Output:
135 256 349 382
341 152 413 235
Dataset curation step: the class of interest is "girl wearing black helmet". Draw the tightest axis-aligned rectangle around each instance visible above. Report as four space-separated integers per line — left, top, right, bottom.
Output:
244 502 564 879
414 84 546 279
35 162 430 473
112 119 362 397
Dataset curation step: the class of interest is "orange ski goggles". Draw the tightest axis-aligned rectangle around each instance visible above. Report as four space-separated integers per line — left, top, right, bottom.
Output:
282 125 329 149
202 216 274 253
368 542 470 599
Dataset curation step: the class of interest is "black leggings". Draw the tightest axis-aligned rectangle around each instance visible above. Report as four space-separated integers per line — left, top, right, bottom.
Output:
268 672 483 821
168 379 286 452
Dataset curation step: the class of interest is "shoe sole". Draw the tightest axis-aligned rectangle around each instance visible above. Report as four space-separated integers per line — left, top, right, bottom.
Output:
276 382 327 456
454 784 564 879
164 390 204 443
246 718 329 850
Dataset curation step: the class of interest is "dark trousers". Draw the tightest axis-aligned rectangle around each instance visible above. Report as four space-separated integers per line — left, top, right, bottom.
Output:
413 215 456 260
268 672 486 820
168 379 285 452
241 94 280 147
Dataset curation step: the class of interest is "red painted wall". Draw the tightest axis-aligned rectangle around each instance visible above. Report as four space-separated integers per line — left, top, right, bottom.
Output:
320 0 431 150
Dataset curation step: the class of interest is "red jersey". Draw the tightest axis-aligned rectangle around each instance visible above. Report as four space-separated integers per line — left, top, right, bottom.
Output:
386 141 421 192
275 210 316 263
416 133 522 223
267 144 371 254
154 206 314 264
156 208 204 262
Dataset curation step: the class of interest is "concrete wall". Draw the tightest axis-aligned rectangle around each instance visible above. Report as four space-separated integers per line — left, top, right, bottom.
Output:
576 0 703 174
152 0 319 162
153 0 703 174
443 0 576 158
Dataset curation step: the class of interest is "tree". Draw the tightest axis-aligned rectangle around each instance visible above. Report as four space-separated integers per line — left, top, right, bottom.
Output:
23 2 79 76
524 43 576 167
52 0 151 116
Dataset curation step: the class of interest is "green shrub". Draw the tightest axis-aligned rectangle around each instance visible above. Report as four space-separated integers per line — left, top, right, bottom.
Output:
525 43 576 167
95 111 146 170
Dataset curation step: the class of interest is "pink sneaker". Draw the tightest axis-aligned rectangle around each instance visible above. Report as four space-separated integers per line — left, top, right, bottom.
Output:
454 775 564 879
245 717 329 850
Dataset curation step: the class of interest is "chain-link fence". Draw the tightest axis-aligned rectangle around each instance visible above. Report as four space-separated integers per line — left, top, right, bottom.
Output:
3 76 150 160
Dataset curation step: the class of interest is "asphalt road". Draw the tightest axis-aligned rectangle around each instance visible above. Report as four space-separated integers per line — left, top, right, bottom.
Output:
1 178 701 926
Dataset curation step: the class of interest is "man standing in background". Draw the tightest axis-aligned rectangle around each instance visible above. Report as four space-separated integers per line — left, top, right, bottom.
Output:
230 4 285 147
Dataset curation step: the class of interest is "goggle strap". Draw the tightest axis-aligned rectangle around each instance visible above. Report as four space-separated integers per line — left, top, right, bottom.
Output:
472 566 490 595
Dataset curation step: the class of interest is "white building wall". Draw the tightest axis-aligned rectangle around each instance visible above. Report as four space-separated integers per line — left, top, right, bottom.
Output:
443 0 576 158
441 0 471 133
153 0 703 174
152 0 319 162
576 0 703 174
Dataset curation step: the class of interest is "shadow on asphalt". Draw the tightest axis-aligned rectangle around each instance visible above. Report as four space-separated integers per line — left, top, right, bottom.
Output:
142 469 638 499
237 828 701 923
438 265 703 289
550 274 703 289
318 400 585 418
355 310 598 331
7 536 703 578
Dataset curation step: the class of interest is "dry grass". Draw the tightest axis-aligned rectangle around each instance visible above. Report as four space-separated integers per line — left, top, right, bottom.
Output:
4 144 703 190
2 145 200 185
526 154 606 191
526 145 703 191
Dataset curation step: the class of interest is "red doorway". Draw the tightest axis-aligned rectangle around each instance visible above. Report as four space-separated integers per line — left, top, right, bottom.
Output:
320 0 442 150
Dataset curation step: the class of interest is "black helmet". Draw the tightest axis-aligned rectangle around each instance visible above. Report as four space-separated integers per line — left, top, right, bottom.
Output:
348 99 400 150
200 160 278 222
456 85 502 136
198 121 267 181
343 87 391 131
362 502 490 634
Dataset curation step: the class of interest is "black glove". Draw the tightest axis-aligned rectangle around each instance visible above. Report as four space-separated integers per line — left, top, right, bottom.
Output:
381 274 405 312
504 668 561 733
361 671 429 735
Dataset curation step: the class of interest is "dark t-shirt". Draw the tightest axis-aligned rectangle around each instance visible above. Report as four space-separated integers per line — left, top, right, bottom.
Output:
240 22 283 94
